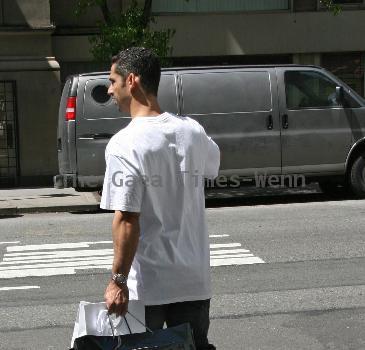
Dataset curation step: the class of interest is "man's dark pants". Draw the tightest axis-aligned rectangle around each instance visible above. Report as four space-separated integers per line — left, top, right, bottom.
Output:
145 299 216 350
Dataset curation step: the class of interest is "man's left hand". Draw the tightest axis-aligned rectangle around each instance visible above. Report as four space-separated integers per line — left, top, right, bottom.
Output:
104 280 129 316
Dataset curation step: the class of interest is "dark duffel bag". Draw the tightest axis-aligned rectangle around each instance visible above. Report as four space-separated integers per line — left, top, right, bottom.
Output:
71 322 196 350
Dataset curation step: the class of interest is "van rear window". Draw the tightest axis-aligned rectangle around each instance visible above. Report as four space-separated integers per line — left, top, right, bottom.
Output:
91 85 110 104
82 74 177 120
181 71 272 115
83 78 122 119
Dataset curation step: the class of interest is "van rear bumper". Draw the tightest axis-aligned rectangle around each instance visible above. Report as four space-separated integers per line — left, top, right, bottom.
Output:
53 174 77 189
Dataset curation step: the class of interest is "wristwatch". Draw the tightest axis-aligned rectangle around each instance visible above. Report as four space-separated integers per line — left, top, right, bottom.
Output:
111 273 128 286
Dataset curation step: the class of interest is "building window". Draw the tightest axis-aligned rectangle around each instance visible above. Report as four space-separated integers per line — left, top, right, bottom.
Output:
332 0 363 3
152 0 290 13
171 54 293 67
319 0 364 9
321 52 364 97
293 0 317 11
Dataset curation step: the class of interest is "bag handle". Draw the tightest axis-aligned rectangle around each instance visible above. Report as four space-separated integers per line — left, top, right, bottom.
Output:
107 311 153 338
126 311 153 333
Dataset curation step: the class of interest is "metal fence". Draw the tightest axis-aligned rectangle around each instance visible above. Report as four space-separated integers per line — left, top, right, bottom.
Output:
0 81 18 187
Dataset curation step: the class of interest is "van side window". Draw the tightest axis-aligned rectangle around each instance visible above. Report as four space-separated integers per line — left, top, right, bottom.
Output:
181 71 272 115
285 71 340 110
343 92 361 108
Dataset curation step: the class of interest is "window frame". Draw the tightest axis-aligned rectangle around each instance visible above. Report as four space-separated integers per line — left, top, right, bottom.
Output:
91 84 111 105
318 0 365 11
332 0 364 4
151 0 292 15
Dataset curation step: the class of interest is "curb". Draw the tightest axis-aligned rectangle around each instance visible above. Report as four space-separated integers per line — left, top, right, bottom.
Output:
0 204 102 216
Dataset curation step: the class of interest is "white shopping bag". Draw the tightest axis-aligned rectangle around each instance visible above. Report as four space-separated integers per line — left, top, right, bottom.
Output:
70 301 145 348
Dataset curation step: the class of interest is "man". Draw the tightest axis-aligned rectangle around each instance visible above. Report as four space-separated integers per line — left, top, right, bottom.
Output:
101 47 220 350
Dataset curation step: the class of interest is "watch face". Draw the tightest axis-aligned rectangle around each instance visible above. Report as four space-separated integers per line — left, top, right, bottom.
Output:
113 273 126 284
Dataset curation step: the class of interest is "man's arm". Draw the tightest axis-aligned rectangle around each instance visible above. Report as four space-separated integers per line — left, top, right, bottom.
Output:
104 210 140 316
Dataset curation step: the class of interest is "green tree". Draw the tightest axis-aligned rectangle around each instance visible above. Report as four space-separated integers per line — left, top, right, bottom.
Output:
76 0 176 63
320 0 342 16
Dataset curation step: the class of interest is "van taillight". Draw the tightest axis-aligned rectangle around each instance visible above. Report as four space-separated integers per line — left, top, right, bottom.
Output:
65 97 76 121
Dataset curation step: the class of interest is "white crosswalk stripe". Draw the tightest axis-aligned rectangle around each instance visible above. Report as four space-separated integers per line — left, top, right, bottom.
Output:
0 286 40 291
0 238 265 279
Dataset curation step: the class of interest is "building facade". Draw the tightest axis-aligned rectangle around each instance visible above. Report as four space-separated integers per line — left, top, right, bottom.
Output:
0 0 364 187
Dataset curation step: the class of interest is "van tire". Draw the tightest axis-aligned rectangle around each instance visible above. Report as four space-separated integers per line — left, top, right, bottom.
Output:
349 154 365 198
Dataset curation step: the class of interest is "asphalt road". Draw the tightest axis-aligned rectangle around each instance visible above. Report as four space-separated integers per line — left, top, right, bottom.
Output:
0 193 365 349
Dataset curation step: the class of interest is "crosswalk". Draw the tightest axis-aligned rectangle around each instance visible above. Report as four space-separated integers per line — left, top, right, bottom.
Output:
210 242 264 266
0 237 265 279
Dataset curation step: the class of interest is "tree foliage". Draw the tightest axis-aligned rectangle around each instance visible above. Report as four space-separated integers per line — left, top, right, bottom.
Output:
76 0 175 63
320 0 342 16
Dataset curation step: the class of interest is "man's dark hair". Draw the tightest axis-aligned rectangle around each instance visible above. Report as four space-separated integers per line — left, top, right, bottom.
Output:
111 47 161 96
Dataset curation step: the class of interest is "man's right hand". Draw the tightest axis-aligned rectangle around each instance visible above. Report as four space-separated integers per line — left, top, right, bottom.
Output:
104 280 129 317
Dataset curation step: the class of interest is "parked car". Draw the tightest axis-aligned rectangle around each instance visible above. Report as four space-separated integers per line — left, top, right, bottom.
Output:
54 65 365 197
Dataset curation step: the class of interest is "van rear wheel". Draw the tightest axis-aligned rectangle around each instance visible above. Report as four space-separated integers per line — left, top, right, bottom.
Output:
349 154 365 198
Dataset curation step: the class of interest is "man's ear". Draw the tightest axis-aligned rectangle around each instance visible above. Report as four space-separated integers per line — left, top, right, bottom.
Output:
126 73 134 87
127 73 140 90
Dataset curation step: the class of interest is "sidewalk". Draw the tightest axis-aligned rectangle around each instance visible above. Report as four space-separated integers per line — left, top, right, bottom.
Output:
0 187 101 215
0 184 322 216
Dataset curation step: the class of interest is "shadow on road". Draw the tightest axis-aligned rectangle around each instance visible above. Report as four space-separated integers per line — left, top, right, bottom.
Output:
0 214 24 219
205 185 357 208
70 209 105 215
70 184 360 214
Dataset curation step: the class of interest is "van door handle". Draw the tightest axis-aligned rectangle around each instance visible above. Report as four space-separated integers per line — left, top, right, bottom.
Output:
282 114 289 129
92 133 113 139
267 115 273 130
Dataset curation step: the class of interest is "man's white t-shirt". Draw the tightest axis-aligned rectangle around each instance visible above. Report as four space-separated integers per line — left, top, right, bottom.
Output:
100 112 220 305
